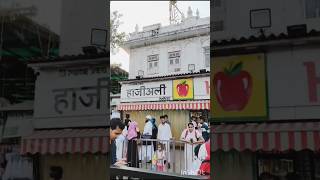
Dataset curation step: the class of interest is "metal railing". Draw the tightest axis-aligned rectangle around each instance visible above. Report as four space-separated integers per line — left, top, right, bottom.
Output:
114 138 208 177
110 166 209 180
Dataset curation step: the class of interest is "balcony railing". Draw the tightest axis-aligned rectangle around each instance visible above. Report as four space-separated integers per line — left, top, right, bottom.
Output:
110 166 209 180
113 138 210 179
126 24 210 43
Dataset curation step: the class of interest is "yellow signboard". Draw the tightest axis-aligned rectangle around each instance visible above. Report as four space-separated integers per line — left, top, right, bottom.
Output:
211 54 268 121
173 78 194 100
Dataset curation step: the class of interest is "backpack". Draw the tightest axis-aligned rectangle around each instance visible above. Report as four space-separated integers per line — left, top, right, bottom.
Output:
198 159 210 175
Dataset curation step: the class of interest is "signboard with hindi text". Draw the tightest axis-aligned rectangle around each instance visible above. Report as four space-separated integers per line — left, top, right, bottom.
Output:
120 80 172 102
33 65 108 128
120 76 209 102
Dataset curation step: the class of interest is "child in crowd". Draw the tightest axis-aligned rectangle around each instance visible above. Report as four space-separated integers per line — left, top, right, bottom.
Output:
151 154 157 171
155 143 166 172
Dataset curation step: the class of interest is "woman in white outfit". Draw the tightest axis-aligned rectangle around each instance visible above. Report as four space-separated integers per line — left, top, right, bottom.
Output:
180 122 204 174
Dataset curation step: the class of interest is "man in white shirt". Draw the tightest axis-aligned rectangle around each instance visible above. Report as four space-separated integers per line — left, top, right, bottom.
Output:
141 115 153 162
157 115 173 168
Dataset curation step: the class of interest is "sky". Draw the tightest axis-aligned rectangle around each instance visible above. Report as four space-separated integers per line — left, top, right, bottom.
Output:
110 1 210 72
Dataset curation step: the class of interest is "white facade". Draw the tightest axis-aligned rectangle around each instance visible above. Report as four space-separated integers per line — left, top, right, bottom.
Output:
213 0 320 41
59 0 107 56
123 14 210 79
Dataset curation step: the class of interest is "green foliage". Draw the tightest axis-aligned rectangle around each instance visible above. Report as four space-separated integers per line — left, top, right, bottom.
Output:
111 11 126 54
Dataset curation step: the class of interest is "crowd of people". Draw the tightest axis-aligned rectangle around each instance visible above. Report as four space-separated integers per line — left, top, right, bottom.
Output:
109 113 211 176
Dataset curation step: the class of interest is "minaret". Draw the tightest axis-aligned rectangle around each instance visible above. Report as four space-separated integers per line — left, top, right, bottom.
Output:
196 9 200 19
187 6 193 18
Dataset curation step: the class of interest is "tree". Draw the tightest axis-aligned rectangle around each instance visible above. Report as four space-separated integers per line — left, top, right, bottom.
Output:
110 11 126 54
111 63 128 94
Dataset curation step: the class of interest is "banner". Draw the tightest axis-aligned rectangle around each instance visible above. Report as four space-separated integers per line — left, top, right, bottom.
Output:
121 77 209 102
34 66 108 118
120 81 172 102
211 53 268 121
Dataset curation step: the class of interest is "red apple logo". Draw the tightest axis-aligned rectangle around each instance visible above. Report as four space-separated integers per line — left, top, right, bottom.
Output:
177 80 189 97
213 62 252 111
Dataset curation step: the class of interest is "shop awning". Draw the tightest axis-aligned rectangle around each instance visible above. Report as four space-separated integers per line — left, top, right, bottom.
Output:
212 122 320 152
117 100 210 111
21 128 108 155
0 144 20 153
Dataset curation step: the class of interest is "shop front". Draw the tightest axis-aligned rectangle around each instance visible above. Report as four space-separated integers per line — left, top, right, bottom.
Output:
22 57 109 180
118 74 210 139
20 128 108 180
212 50 320 179
212 122 320 180
118 100 210 138
0 101 34 179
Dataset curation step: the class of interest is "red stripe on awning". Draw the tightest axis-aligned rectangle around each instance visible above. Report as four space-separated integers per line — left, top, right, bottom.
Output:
21 128 108 155
288 132 295 150
275 132 281 151
0 144 19 154
212 122 320 152
239 133 245 151
118 100 210 111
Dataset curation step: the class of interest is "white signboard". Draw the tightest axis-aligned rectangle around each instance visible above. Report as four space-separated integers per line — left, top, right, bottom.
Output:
120 76 210 102
120 80 173 102
267 49 320 119
194 76 210 100
34 66 108 118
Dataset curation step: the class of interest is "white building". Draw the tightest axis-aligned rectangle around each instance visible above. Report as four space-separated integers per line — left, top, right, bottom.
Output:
212 0 320 180
118 8 210 139
123 8 210 79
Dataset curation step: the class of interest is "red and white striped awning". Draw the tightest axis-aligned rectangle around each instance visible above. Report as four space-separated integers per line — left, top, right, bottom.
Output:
0 144 19 153
212 122 320 152
21 128 108 155
117 100 210 111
